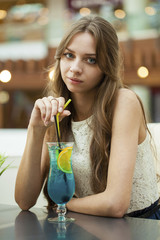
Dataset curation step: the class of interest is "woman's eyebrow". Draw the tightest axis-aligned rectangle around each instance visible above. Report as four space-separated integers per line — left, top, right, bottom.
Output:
65 47 96 56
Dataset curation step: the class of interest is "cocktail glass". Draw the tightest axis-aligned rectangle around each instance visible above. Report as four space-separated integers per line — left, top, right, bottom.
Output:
47 142 75 223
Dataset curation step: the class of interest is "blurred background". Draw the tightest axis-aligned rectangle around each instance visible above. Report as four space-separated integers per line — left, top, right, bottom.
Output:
0 0 160 128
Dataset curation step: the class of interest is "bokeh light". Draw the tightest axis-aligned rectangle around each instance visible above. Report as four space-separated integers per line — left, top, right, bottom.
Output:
0 91 10 104
49 68 55 81
79 8 91 17
145 6 156 16
0 70 12 83
137 66 149 78
114 9 126 19
0 10 7 20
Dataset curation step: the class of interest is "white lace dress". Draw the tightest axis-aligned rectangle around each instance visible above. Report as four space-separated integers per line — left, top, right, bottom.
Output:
69 116 159 214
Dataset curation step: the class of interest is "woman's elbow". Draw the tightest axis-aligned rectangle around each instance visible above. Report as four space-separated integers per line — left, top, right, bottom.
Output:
15 196 36 211
108 204 128 218
103 196 129 218
111 206 127 218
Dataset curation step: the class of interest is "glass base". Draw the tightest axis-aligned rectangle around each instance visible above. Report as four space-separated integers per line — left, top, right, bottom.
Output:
48 204 75 223
48 216 75 223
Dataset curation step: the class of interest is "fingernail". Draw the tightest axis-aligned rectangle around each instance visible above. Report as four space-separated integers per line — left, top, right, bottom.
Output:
59 107 63 113
67 112 71 116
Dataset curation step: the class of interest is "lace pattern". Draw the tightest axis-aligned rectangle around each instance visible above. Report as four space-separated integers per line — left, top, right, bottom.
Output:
70 117 159 213
70 116 94 197
127 132 159 213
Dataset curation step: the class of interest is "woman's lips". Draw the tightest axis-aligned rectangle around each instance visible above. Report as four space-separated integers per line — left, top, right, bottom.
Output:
68 77 83 84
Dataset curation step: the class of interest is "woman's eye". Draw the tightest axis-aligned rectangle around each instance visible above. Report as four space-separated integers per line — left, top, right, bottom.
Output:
87 58 96 64
64 53 73 59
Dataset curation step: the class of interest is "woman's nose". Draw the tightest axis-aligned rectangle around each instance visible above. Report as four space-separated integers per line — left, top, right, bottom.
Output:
70 60 82 74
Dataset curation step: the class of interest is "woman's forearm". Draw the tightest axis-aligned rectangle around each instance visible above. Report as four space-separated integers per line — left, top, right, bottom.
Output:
67 191 128 218
15 124 47 210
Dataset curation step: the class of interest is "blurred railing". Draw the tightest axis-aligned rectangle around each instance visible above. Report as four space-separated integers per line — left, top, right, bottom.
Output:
0 58 48 90
0 38 160 128
120 37 160 86
0 38 159 90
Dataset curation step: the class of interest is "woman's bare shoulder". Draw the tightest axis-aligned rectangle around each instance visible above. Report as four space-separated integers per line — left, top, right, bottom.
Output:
116 88 142 112
117 88 139 101
112 88 143 127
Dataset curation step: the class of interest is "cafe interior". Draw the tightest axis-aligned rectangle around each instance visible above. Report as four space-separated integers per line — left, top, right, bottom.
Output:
0 0 160 239
0 0 159 128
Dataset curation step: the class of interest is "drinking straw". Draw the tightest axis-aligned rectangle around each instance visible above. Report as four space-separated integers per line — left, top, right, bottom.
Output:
54 99 71 149
54 115 61 149
56 99 71 139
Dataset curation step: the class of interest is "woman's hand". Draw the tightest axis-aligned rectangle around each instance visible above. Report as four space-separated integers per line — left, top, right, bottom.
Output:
29 96 71 128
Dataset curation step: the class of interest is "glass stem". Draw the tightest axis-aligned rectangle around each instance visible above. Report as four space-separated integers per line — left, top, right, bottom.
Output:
57 204 66 222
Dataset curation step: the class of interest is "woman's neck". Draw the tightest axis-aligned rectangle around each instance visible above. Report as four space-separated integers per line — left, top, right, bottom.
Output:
71 93 94 121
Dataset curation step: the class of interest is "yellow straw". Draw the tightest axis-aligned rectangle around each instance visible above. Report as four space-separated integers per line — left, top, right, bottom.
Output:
56 99 71 138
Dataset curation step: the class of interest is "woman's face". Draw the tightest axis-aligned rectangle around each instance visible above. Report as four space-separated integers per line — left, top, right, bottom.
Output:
60 32 104 97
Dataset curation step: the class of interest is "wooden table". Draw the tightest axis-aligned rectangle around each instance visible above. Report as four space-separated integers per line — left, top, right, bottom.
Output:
0 204 160 240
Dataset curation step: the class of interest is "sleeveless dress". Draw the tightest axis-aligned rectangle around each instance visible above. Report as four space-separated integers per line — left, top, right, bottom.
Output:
69 116 160 219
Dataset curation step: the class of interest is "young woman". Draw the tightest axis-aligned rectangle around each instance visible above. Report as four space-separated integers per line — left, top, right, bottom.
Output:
15 15 160 219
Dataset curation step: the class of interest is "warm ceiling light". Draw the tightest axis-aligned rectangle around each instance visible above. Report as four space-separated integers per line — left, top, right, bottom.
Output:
79 8 91 16
0 10 7 20
137 66 149 78
145 6 156 16
114 9 126 19
0 70 12 83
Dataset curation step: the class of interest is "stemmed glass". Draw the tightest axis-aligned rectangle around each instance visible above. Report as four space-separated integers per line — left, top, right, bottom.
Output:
47 142 75 223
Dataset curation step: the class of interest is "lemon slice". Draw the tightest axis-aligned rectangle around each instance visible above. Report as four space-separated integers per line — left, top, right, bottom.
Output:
57 147 73 173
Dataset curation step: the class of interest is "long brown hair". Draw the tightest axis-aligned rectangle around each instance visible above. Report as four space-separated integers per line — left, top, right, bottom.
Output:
43 15 145 207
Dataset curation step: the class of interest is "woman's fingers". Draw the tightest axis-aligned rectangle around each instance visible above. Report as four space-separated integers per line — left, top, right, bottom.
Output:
41 97 53 125
57 97 66 113
33 96 70 127
50 97 65 118
59 110 71 120
34 98 46 121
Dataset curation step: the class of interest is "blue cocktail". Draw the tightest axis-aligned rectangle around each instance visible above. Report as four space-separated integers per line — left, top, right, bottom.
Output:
47 142 75 223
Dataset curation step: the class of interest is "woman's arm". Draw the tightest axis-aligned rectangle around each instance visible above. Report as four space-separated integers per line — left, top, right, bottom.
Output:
67 89 146 217
15 96 71 210
15 125 48 210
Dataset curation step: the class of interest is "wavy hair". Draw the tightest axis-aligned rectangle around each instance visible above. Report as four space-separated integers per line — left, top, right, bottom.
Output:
43 15 125 207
